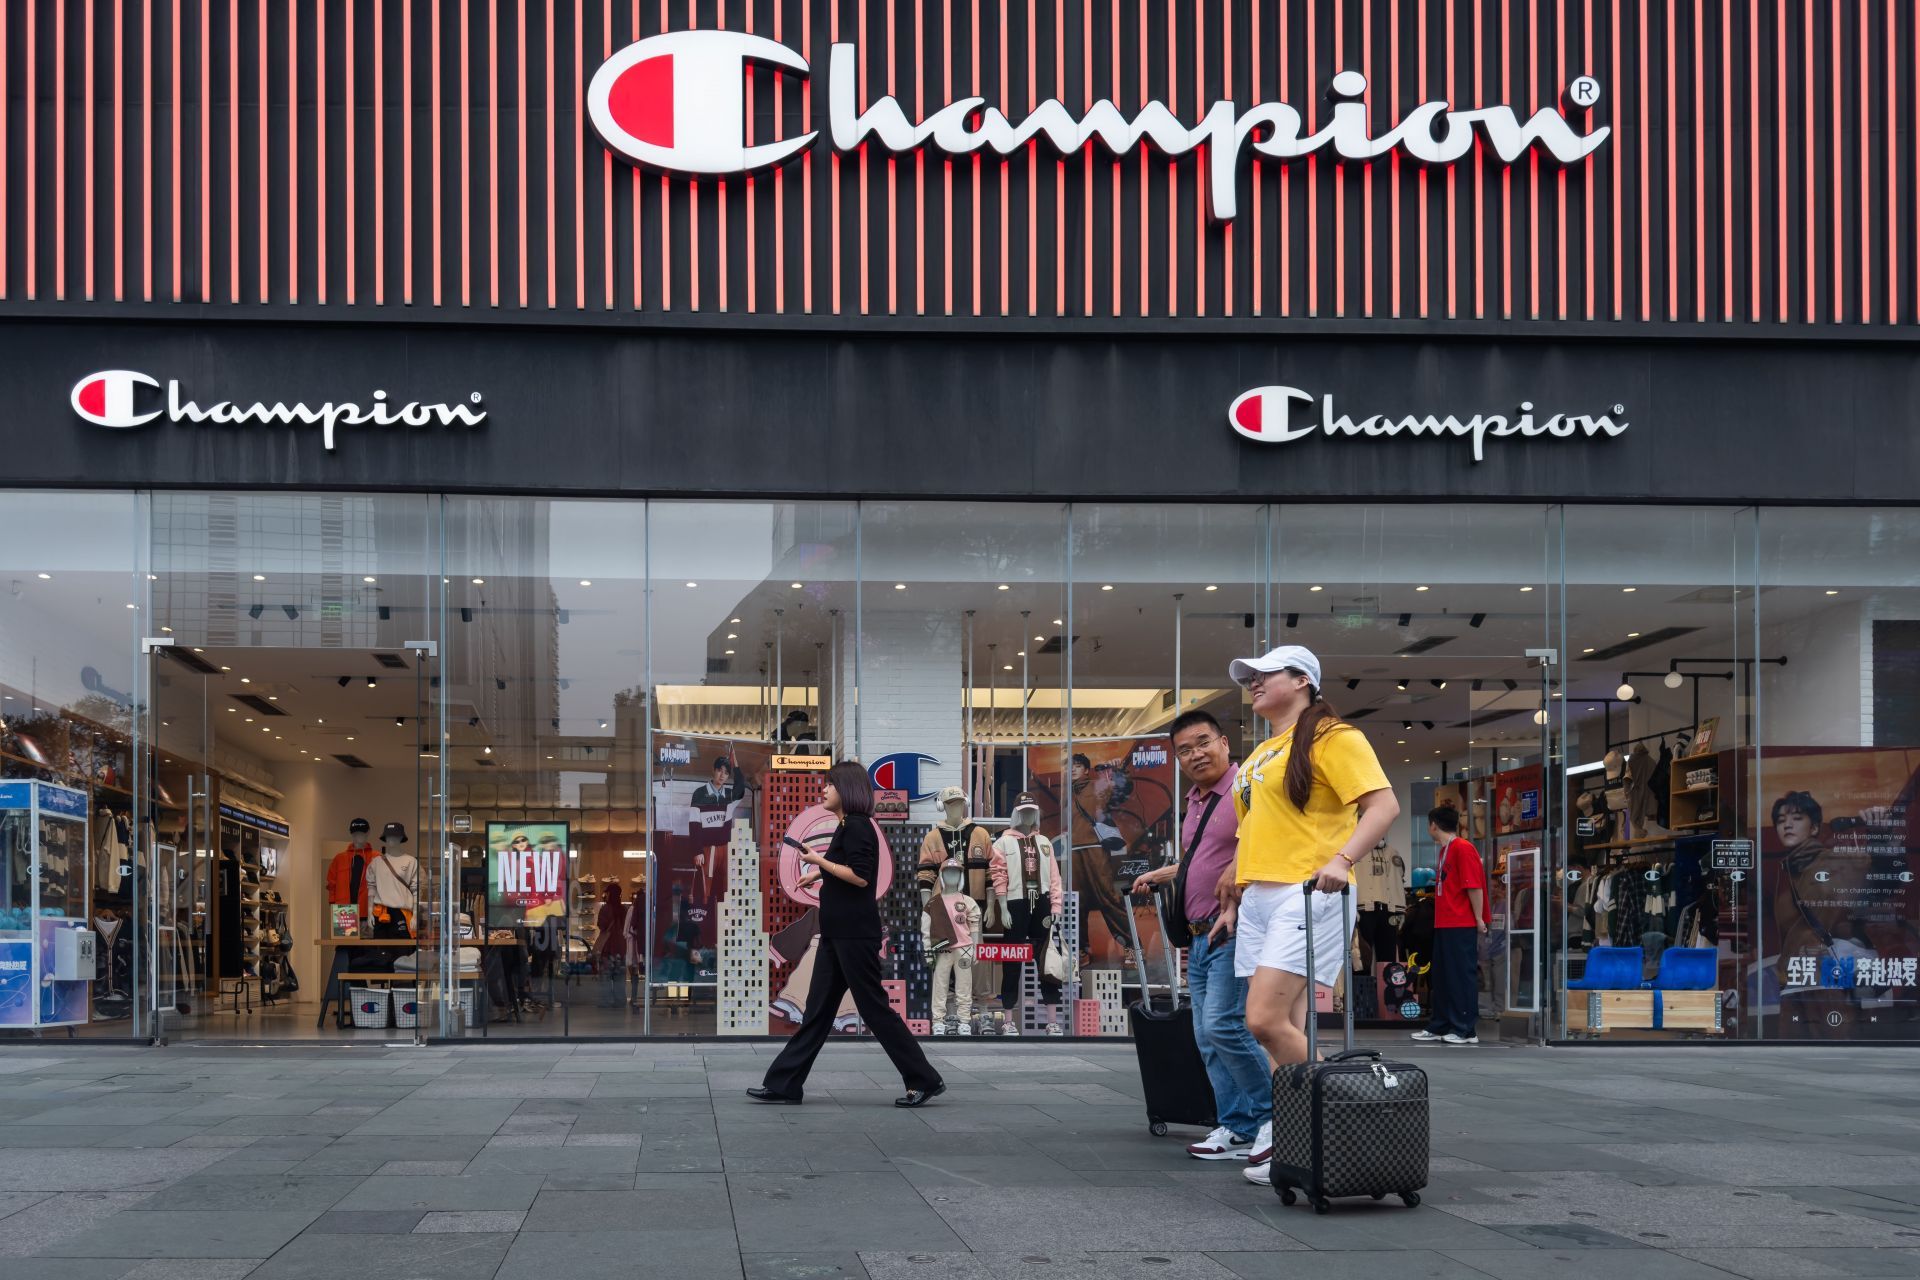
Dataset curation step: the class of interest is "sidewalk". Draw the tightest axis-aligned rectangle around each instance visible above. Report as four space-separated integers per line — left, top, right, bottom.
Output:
0 1039 1916 1280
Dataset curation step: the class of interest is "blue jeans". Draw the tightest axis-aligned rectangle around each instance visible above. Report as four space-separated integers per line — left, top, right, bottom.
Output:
1187 931 1272 1140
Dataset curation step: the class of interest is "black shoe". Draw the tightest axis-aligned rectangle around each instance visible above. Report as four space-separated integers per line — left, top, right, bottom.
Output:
895 1081 947 1108
746 1086 802 1105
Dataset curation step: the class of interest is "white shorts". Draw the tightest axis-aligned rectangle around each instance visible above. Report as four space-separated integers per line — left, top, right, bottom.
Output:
1233 882 1351 988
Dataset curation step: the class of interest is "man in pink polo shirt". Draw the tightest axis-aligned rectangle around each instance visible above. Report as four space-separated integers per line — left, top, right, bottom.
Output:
1132 710 1272 1163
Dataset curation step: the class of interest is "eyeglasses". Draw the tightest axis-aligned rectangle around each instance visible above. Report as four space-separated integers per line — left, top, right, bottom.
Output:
1174 735 1223 760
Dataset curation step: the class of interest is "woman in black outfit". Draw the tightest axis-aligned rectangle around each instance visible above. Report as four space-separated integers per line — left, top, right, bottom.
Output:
749 762 946 1107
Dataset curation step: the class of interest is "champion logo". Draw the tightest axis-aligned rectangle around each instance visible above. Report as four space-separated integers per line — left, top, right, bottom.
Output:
588 33 1608 220
868 752 940 803
1229 384 1630 462
588 31 816 177
70 370 488 450
72 370 164 429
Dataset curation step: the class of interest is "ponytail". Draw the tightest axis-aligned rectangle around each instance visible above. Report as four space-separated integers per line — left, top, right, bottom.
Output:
1283 683 1342 811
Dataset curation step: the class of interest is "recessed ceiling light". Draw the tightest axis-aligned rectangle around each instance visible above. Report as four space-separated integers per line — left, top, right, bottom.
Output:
317 718 324 724
1100 584 1114 591
239 676 251 684
1397 740 1406 745
1205 585 1219 592
1034 635 1045 641
1017 651 1026 657
579 579 592 587
472 577 485 584
1003 663 1014 671
1627 632 1640 638
790 582 804 589
220 665 232 671
998 584 1011 591
261 727 271 734
686 581 699 588
1520 585 1534 593
125 602 137 609
245 717 254 723
147 573 158 581
193 647 205 652
484 746 493 754
346 736 356 741
546 754 555 760
730 617 741 623
1415 585 1429 592
1583 647 1595 654
160 625 173 633
226 707 236 713
266 695 277 701
1053 619 1063 626
35 572 50 580
726 632 738 640
1308 585 1323 592
251 573 266 581
1622 586 1637 593
724 649 735 655
894 583 907 590
1825 589 1840 595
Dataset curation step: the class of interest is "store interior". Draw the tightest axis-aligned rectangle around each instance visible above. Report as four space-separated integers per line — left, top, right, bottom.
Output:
3 496 1914 1043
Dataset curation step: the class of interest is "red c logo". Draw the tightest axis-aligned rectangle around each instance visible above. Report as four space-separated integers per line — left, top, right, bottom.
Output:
72 370 163 429
588 31 816 176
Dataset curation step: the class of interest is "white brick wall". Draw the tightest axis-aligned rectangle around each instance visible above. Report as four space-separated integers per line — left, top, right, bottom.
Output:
843 610 965 821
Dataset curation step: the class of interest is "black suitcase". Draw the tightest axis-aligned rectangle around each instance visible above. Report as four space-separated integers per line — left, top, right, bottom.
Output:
1123 897 1217 1136
1269 883 1430 1213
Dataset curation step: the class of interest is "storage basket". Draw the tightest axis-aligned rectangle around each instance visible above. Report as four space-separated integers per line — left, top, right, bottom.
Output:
348 986 391 1029
392 988 422 1028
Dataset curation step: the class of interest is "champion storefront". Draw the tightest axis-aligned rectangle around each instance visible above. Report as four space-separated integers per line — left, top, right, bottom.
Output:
1 1 1916 1047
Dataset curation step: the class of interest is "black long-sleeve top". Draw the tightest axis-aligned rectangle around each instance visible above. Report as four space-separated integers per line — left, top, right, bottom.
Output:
817 818 883 940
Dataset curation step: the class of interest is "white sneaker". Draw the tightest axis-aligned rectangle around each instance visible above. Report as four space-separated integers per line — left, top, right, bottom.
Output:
1442 1032 1479 1045
1243 1160 1272 1186
1248 1119 1274 1166
957 1022 973 1036
1409 1030 1443 1042
1186 1126 1253 1160
931 1022 947 1035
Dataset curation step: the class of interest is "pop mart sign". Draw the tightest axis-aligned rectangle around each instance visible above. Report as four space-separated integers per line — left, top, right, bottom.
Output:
588 30 1610 221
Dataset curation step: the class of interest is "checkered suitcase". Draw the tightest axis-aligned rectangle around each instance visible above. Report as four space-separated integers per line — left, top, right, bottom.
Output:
1269 883 1429 1213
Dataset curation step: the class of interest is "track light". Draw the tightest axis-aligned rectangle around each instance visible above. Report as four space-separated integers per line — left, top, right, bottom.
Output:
1431 679 1447 690
557 609 570 624
282 605 300 620
366 677 377 688
460 608 474 623
247 604 264 620
496 678 507 691
377 606 391 621
337 676 351 688
1397 613 1412 627
1346 678 1361 691
1285 613 1299 629
1471 679 1483 692
1422 721 1435 731
468 716 480 728
1469 613 1487 628
1396 680 1408 692
1503 679 1518 692
1402 721 1413 731
394 716 406 727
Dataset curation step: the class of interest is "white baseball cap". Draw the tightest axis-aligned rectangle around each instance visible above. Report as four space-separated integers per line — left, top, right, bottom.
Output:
1228 644 1323 691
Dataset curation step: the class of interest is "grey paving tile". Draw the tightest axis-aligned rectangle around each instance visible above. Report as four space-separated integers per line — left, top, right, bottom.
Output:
1 1260 139 1280
495 1229 741 1280
0 1191 51 1219
410 1078 596 1100
1598 1143 1920 1187
0 1193 152 1257
251 1231 513 1280
39 1211 321 1258
1439 1249 1760 1279
1669 1249 1898 1279
865 1252 1245 1280
304 1210 427 1234
333 1174 543 1212
919 1185 1290 1253
345 1101 519 1137
731 1172 968 1253
121 1260 264 1280
289 1136 489 1175
884 1154 1086 1189
0 1149 227 1192
744 1253 871 1280
413 1210 526 1233
521 1188 734 1232
463 1146 639 1176
15 1107 195 1129
1207 1250 1493 1280
137 1176 362 1213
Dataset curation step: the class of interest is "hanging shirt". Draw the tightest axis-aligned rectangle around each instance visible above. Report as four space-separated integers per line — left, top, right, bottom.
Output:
1352 843 1408 912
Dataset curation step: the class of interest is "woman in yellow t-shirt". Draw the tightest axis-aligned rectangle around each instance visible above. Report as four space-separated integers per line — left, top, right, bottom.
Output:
1212 646 1399 1131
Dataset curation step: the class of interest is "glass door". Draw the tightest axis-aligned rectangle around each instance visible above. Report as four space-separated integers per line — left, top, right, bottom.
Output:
407 640 452 1042
137 638 215 1044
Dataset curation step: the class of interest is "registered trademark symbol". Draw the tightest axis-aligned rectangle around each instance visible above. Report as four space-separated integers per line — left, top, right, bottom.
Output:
1568 76 1602 109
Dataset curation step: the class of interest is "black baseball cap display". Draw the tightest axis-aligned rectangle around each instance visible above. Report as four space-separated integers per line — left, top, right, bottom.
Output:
349 817 370 834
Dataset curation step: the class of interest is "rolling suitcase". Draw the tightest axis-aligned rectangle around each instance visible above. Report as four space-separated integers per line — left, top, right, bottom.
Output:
1123 896 1217 1136
1269 882 1429 1213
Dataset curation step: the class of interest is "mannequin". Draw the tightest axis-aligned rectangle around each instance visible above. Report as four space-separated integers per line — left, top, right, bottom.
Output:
922 857 982 1034
917 785 995 906
596 884 632 1008
366 822 419 939
989 791 1065 1019
325 818 376 921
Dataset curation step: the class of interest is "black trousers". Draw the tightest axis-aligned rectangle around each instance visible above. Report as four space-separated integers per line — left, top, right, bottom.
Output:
761 935 942 1100
1001 898 1062 1008
1425 926 1480 1037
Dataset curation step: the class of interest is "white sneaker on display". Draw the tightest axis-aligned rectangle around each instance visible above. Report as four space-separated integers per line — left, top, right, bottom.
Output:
957 1022 973 1036
931 1022 947 1035
1243 1160 1273 1186
1442 1032 1479 1045
1185 1126 1253 1161
1248 1119 1274 1166
1409 1030 1443 1042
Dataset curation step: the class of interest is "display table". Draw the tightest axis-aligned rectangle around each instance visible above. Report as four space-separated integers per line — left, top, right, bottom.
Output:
315 937 512 1029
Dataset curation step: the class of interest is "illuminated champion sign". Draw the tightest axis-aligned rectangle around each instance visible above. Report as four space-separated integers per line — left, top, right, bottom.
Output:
588 31 1610 220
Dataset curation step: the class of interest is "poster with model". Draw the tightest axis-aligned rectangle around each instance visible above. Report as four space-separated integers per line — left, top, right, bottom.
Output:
1750 747 1920 1040
487 822 569 926
649 734 774 983
1025 736 1175 971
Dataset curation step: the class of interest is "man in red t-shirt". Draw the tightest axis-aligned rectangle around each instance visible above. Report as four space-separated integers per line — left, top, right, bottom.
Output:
1412 805 1489 1046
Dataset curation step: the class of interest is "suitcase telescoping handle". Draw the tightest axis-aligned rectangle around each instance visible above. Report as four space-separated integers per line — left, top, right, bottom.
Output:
1122 891 1178 1011
1300 880 1358 1063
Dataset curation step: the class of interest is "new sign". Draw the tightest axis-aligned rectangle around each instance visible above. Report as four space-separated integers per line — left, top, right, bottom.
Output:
1229 385 1630 462
589 31 1609 220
